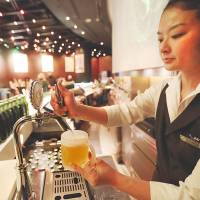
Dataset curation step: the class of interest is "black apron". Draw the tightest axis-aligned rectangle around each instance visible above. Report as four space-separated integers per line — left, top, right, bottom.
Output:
152 84 200 185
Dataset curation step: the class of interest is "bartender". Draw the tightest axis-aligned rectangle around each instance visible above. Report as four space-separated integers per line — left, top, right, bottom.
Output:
51 0 200 199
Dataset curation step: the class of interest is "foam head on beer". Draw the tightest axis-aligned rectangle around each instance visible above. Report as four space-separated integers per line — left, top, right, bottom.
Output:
61 130 90 169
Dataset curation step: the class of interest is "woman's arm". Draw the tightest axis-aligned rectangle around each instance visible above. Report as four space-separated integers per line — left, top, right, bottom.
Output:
74 159 200 200
51 84 108 125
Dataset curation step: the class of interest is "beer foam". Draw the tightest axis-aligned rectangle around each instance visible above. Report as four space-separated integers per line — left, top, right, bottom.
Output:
61 130 88 146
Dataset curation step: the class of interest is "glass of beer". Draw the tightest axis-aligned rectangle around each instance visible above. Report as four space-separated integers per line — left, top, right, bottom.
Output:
61 130 95 170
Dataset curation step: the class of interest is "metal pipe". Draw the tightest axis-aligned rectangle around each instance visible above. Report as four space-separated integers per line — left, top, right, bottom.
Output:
12 112 70 199
13 115 36 200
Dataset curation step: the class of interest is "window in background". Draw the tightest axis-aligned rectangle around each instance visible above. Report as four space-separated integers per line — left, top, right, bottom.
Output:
65 55 74 72
11 52 28 73
41 54 53 72
75 53 84 73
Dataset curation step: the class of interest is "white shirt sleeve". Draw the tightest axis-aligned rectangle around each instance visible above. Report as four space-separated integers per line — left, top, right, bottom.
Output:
104 82 165 127
150 159 200 200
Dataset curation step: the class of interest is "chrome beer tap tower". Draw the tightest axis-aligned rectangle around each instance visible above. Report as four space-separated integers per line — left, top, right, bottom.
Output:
12 80 68 200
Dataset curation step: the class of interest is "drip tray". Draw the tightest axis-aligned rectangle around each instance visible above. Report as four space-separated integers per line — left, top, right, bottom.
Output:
43 170 94 200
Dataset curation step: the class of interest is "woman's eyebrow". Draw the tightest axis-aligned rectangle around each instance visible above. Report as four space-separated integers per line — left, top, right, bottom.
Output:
157 23 186 35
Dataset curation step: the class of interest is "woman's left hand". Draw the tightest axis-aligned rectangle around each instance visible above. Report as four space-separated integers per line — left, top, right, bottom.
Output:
72 158 118 187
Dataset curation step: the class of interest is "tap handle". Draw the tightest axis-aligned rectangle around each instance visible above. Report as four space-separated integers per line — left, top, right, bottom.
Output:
55 83 65 108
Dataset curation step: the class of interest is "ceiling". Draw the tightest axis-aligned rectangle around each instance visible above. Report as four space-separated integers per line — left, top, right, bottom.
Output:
0 0 111 56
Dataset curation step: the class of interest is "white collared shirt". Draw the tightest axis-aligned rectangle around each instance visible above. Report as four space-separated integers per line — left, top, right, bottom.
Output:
104 74 200 200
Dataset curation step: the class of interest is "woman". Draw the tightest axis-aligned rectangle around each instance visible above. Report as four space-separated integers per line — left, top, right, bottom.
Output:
51 0 200 199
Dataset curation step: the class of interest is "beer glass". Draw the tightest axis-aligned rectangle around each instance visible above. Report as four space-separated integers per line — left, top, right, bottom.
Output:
61 130 95 170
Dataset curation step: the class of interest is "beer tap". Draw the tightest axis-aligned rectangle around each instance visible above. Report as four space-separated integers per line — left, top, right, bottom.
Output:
12 80 70 199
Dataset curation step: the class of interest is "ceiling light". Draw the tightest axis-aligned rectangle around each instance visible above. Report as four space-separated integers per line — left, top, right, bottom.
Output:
65 39 68 42
54 41 57 44
85 18 92 23
65 16 70 21
33 44 37 48
51 31 54 35
68 45 71 48
43 42 47 45
77 44 80 47
62 43 64 46
58 35 62 39
45 37 49 41
37 33 40 37
26 28 30 32
52 45 55 48
100 42 104 45
74 24 78 29
0 38 4 42
14 21 18 25
48 49 52 52
11 36 15 41
81 31 85 35
11 30 15 34
0 12 3 17
42 25 46 30
71 42 75 45
20 10 25 15
103 53 106 56
94 49 97 51
32 19 36 23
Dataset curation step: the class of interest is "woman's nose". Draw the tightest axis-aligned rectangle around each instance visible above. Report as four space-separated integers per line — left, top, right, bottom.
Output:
160 39 171 54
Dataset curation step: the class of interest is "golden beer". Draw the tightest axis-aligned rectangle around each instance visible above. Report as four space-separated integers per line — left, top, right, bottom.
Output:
61 130 90 169
61 143 89 168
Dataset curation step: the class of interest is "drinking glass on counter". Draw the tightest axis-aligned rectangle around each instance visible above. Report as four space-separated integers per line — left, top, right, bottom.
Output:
61 130 95 170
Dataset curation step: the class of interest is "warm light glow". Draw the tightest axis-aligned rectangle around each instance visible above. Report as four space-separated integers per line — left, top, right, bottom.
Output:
42 25 46 30
65 55 74 72
81 31 85 35
20 10 25 15
32 19 36 23
74 25 78 29
0 12 3 17
65 16 70 20
11 52 28 73
14 21 18 25
41 54 53 72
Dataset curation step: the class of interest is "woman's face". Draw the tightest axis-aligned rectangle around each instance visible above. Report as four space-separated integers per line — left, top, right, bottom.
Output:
158 7 200 73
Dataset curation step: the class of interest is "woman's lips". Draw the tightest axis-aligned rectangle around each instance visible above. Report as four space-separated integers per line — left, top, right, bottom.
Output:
163 58 175 64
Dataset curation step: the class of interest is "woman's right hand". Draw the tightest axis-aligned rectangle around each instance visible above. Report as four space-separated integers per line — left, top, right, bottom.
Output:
50 84 78 117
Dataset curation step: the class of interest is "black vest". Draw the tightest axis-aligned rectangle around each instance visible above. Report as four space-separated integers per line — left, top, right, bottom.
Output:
152 84 200 185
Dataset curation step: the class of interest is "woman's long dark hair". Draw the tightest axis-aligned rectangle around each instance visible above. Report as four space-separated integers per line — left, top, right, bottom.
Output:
164 0 200 19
